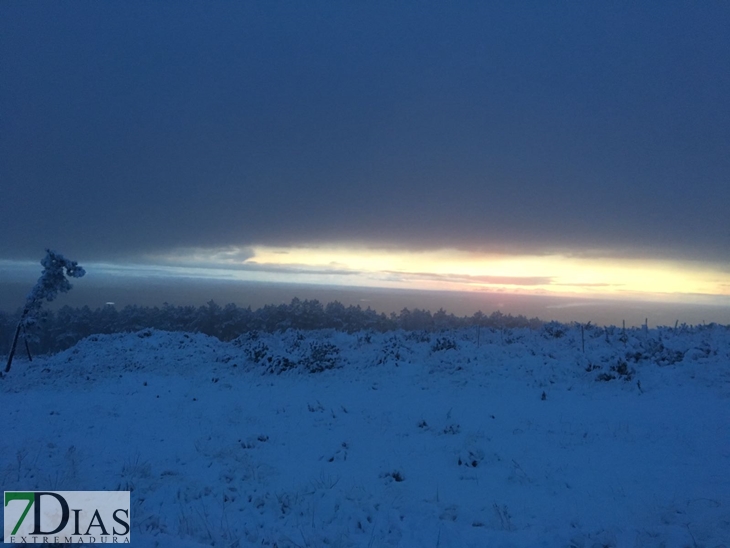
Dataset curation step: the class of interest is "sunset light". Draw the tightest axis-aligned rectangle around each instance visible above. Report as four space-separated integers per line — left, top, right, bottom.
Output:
152 245 730 304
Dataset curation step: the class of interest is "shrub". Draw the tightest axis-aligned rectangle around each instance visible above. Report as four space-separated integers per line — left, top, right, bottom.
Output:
431 337 458 352
301 342 340 373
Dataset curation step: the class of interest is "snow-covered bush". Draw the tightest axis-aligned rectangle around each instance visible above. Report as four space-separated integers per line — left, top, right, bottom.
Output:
431 337 458 352
542 321 566 339
301 341 340 373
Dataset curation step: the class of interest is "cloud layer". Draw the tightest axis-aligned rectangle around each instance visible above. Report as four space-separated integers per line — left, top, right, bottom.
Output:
1 3 728 264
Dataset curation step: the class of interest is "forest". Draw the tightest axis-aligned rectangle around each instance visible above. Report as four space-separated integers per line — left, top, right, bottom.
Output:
0 298 542 356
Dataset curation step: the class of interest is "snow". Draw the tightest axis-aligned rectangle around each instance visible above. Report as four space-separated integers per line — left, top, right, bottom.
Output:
2 324 729 547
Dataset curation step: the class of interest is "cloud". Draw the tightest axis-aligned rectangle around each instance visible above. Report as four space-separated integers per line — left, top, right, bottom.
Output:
553 282 621 288
150 248 364 277
235 263 363 277
153 247 256 266
386 271 553 287
0 2 728 266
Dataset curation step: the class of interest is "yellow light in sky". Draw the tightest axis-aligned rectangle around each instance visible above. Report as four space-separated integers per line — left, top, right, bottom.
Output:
152 244 730 304
246 245 730 300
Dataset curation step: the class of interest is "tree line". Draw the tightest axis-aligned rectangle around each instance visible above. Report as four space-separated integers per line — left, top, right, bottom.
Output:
0 298 542 357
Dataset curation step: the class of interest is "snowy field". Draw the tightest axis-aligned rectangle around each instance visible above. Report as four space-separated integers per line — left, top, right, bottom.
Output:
2 323 729 547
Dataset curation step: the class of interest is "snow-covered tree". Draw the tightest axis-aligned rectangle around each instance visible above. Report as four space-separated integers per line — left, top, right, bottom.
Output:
4 249 85 374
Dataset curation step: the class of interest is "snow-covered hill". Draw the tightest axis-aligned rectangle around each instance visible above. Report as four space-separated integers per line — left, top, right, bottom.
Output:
2 324 729 547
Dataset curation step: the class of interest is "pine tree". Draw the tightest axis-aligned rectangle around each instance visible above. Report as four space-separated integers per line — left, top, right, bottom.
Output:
4 249 85 374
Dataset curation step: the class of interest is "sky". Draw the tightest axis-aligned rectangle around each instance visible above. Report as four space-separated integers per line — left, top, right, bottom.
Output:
1 1 729 309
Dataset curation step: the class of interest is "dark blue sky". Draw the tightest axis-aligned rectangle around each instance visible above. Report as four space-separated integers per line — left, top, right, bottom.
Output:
2 1 729 264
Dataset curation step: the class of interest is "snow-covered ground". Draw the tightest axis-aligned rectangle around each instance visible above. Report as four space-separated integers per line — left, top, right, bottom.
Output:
2 323 729 547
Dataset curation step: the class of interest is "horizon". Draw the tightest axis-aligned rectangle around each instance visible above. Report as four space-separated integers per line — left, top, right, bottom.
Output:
2 259 729 328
